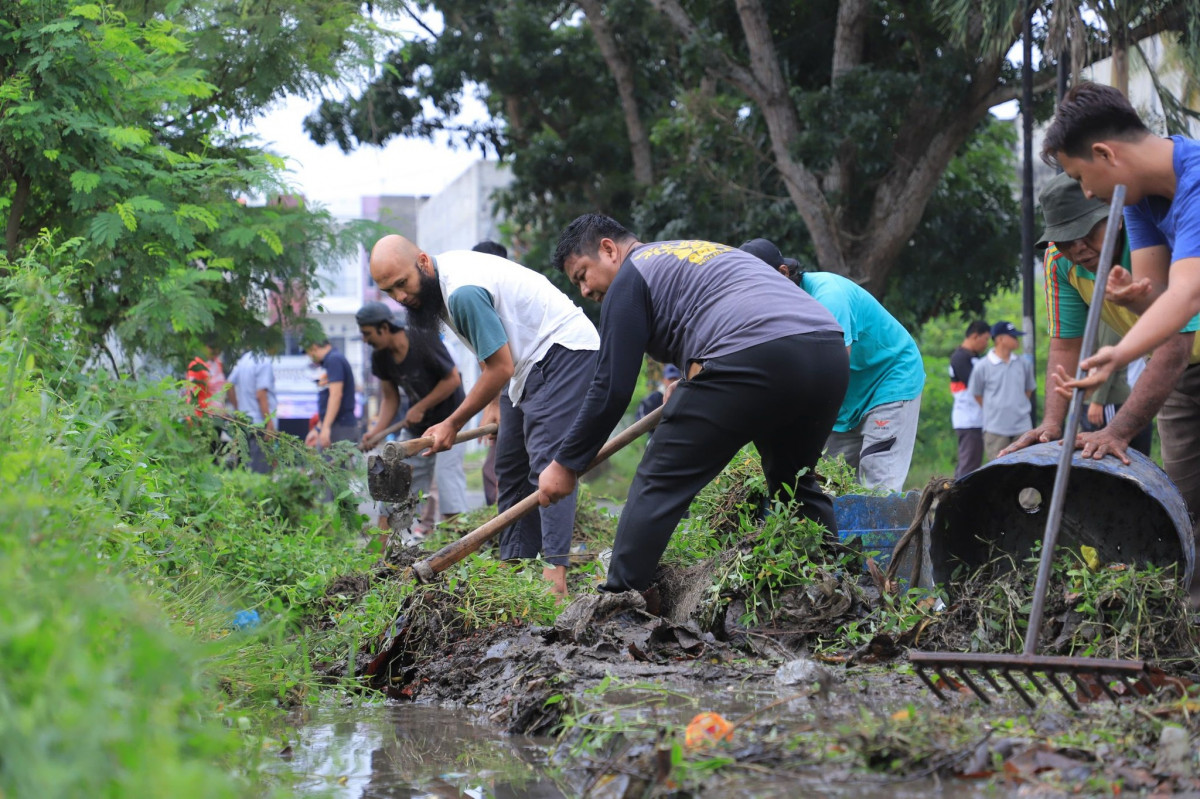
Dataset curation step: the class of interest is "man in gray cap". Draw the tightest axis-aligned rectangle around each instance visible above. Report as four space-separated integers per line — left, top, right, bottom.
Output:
1001 172 1200 516
356 301 468 537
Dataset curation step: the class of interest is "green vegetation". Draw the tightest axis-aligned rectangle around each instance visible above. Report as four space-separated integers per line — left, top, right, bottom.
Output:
0 242 380 795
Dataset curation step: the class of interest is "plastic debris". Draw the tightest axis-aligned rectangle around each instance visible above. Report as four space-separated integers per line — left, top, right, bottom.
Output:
684 712 733 747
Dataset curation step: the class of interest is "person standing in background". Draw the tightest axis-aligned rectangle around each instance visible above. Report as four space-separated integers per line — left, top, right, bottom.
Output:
950 321 992 478
227 331 279 473
968 321 1036 461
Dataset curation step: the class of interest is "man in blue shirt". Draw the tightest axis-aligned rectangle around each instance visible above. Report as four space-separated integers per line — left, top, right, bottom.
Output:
301 323 358 448
741 239 925 491
1047 82 1200 544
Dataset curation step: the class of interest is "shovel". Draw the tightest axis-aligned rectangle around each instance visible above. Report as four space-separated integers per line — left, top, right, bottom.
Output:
909 185 1160 709
366 423 498 505
410 405 663 582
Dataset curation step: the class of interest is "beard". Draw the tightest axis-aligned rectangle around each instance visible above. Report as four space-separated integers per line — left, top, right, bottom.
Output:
407 269 447 331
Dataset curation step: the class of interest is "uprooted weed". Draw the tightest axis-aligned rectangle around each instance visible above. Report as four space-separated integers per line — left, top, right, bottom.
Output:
922 544 1199 666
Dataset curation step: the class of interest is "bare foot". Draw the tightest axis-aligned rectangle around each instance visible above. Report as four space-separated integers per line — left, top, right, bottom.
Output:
543 565 568 599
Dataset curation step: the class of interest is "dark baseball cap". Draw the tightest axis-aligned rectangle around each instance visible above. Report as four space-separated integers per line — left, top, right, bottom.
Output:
355 301 405 329
1036 171 1110 248
739 238 785 267
991 320 1025 338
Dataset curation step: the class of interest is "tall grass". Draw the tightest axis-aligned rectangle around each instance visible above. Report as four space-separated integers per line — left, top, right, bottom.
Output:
0 238 384 795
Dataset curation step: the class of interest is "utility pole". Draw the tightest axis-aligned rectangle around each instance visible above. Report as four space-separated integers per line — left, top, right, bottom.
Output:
1021 0 1037 426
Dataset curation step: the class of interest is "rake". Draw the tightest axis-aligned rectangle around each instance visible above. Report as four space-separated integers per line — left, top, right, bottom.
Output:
908 184 1160 710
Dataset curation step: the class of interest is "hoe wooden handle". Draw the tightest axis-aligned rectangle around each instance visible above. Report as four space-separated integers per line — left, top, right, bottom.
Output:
412 405 664 581
359 418 408 451
393 423 499 459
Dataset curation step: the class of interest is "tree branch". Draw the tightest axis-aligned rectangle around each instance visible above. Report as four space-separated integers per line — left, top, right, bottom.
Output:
832 0 869 79
578 0 654 184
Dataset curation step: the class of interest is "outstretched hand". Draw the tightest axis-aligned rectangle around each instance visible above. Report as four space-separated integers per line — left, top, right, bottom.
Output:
1051 352 1118 397
1104 266 1154 308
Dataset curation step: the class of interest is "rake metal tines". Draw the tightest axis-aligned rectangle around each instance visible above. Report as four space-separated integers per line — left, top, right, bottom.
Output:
908 651 1155 711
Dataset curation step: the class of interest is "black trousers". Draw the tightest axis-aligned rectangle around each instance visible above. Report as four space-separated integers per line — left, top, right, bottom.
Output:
604 332 849 592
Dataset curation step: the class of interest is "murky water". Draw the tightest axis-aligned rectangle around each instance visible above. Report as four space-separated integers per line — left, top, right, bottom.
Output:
277 704 564 798
278 702 993 799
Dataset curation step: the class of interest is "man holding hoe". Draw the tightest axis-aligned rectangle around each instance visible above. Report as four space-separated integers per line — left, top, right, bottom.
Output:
538 214 849 598
369 235 598 596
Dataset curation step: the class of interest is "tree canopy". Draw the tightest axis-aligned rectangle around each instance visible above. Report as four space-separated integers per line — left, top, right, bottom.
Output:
0 0 385 371
306 0 1200 327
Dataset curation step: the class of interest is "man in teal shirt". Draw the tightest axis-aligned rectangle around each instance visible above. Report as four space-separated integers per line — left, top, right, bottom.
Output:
742 239 925 491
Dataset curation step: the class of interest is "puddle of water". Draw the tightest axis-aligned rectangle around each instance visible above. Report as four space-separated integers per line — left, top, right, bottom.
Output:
277 701 995 799
275 704 564 798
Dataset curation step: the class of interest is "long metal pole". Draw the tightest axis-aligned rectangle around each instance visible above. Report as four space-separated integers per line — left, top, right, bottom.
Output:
1023 186 1127 656
1021 0 1037 427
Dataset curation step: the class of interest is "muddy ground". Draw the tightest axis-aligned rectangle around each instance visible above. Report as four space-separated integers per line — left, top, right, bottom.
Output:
310 529 1200 797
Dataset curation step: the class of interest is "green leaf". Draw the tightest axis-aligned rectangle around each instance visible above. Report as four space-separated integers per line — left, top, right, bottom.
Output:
69 4 102 20
71 172 105 196
256 227 283 256
43 149 60 162
175 204 219 232
89 212 127 247
114 203 137 232
101 126 151 151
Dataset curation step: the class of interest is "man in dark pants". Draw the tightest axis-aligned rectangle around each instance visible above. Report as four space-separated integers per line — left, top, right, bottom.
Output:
369 234 599 596
537 215 849 595
950 321 992 478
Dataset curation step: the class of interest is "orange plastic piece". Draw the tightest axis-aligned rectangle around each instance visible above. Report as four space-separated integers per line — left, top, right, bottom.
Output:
684 712 734 747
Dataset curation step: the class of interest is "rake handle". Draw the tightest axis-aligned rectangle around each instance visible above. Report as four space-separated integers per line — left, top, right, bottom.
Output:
1023 184 1127 656
411 405 663 581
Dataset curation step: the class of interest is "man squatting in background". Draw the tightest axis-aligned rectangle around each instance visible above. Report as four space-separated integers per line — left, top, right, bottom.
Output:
356 301 467 540
538 214 849 597
369 234 598 596
739 238 925 492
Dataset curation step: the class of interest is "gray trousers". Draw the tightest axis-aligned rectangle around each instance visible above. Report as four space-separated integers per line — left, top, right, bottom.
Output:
496 345 596 567
825 395 922 492
398 428 469 517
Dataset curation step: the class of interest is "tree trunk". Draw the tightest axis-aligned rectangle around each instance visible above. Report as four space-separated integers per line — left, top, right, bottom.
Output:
650 0 1015 291
831 0 869 79
5 169 31 258
578 0 654 185
1112 33 1129 96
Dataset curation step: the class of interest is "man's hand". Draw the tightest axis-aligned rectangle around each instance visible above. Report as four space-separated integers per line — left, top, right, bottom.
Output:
405 404 426 427
317 428 332 449
1104 265 1154 309
305 428 319 448
998 421 1064 457
1087 402 1105 427
482 401 500 444
1053 353 1119 396
420 418 462 455
538 461 577 506
1074 428 1133 465
663 377 681 405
